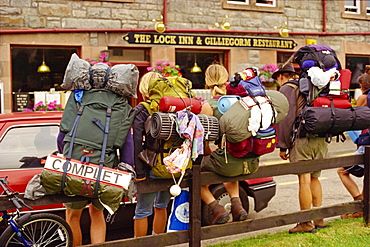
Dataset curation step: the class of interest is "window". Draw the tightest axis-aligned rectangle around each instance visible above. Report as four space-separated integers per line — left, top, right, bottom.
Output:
176 50 226 89
0 125 59 169
227 0 249 4
223 0 282 13
342 0 370 20
109 48 150 63
344 0 360 13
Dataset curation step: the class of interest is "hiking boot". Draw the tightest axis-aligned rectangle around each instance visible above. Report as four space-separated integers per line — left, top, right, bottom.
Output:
230 197 248 222
289 222 316 234
341 211 363 219
210 202 230 225
313 219 326 229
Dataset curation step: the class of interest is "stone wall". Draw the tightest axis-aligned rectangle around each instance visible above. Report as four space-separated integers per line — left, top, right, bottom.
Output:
0 1 368 34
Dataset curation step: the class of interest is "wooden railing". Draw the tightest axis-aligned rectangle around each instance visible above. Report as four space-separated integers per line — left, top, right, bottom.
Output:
1 147 370 247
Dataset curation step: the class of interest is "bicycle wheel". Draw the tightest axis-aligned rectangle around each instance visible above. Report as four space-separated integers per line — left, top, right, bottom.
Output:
0 213 73 247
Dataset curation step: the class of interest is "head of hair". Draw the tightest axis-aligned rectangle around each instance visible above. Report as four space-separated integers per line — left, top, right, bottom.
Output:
139 71 161 100
205 64 228 97
357 67 370 90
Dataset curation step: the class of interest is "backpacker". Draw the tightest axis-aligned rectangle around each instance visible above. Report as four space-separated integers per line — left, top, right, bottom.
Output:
41 60 137 213
292 44 370 142
139 76 196 178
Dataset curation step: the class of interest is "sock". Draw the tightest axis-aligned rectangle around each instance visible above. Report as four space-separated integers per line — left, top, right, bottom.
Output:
208 200 219 210
354 194 363 201
230 197 241 205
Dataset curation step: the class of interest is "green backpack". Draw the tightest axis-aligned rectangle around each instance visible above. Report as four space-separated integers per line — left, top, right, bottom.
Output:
60 89 134 168
140 76 195 178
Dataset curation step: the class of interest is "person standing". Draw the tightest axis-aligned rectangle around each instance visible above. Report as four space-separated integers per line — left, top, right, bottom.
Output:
337 70 370 219
273 62 327 233
132 71 172 237
200 64 248 224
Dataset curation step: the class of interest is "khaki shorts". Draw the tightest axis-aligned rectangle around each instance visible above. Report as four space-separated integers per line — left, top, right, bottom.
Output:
64 198 104 211
289 137 328 178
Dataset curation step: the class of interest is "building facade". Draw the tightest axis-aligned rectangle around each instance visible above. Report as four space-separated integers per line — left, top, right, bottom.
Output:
1 0 370 112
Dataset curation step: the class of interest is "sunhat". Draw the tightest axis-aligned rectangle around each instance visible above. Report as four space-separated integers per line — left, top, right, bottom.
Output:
272 63 298 79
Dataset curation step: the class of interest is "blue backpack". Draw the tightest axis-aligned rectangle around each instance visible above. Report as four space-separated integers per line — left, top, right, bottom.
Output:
239 76 266 97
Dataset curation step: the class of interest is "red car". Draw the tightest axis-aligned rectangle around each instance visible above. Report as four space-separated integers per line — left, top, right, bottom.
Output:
0 111 276 239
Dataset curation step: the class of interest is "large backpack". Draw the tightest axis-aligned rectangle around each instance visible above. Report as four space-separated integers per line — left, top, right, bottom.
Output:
292 45 370 142
60 89 134 168
139 76 196 178
293 44 350 106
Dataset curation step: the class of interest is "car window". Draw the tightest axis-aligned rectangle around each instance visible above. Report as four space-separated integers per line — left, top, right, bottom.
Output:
0 125 59 169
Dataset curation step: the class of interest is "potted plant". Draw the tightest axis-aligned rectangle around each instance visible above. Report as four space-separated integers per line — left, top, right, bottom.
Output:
259 64 278 88
147 61 182 77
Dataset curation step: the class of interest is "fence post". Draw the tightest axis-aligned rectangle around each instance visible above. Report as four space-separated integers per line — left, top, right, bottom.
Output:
189 155 202 247
364 146 370 225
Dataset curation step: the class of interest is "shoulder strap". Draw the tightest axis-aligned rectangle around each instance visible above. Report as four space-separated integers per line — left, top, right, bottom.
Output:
285 82 306 116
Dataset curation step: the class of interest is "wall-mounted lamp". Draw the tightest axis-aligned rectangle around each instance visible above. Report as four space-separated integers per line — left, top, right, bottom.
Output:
190 54 202 73
152 15 166 33
37 50 51 73
274 21 289 38
215 15 231 31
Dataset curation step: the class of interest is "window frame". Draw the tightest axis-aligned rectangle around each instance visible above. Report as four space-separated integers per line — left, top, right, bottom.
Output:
342 0 370 20
88 0 133 2
223 0 283 13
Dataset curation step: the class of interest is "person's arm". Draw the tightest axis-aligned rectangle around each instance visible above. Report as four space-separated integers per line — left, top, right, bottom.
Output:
132 105 150 180
276 84 298 160
356 94 367 106
119 129 134 166
201 102 214 116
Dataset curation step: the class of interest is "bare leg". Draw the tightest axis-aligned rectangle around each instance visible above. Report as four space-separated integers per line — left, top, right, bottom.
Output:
65 208 83 247
134 217 148 237
224 181 239 198
310 176 322 207
153 207 167 234
89 205 106 244
337 167 361 198
298 173 312 210
201 185 216 205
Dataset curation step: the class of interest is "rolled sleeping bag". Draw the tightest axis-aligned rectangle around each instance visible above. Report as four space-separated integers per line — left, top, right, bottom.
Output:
159 96 202 114
217 95 241 114
301 106 370 135
150 112 220 141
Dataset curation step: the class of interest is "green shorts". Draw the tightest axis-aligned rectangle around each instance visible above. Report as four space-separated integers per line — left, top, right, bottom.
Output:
289 137 328 178
64 198 104 211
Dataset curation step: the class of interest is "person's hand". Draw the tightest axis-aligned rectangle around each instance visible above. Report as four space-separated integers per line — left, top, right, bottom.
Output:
279 150 289 160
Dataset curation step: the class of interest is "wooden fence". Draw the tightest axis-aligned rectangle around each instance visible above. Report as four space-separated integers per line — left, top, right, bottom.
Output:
1 147 370 247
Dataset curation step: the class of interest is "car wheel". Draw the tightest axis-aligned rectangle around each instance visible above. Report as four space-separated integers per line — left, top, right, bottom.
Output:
201 184 250 226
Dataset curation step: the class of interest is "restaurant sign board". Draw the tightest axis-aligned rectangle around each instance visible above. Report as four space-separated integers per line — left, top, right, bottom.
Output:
123 32 297 50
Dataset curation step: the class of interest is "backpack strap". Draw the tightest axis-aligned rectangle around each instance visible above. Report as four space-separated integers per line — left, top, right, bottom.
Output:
285 81 307 117
92 106 112 198
62 105 85 190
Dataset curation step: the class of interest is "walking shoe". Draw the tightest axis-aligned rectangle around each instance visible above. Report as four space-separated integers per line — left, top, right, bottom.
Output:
341 211 363 219
210 203 230 225
289 222 316 234
313 219 326 229
230 197 248 222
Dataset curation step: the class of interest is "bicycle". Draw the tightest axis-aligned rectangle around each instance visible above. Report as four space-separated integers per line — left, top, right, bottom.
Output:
0 177 73 247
